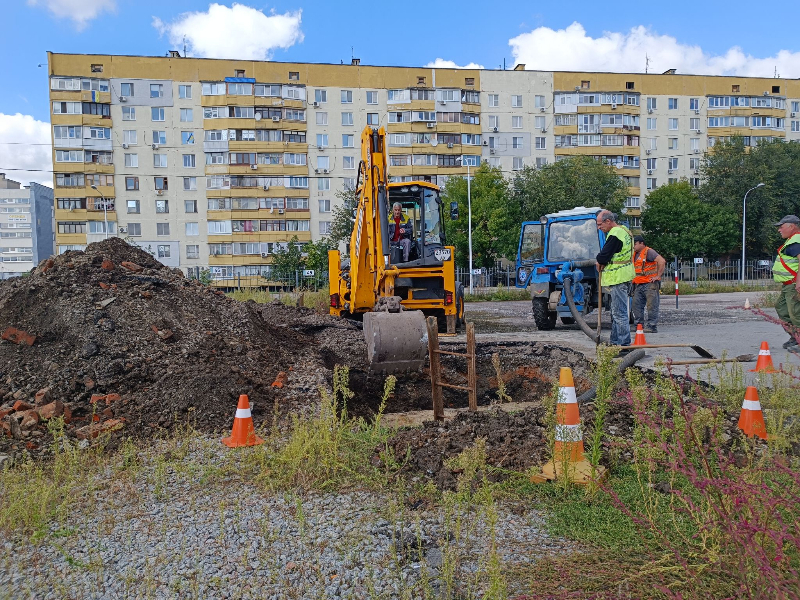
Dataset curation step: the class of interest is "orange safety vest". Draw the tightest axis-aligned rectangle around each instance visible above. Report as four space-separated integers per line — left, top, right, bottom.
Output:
633 247 659 284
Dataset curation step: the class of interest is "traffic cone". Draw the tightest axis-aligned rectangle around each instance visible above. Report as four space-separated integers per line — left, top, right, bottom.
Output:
744 298 751 309
632 324 648 346
222 394 264 448
750 342 777 373
554 367 584 462
737 386 767 440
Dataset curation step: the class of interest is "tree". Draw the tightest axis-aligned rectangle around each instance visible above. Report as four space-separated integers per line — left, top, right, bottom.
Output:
509 156 627 223
441 163 517 268
303 238 333 275
641 181 739 259
329 186 358 252
270 236 304 282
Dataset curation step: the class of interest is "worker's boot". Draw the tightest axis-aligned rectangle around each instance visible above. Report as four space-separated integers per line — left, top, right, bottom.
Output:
783 336 798 349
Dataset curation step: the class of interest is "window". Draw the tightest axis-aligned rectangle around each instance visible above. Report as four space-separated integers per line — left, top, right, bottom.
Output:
317 156 330 170
88 221 115 234
488 115 498 129
186 245 199 259
156 200 169 213
55 150 82 162
387 89 410 102
227 83 252 95
183 154 196 168
366 91 378 104
668 138 678 150
316 112 328 126
125 177 139 191
178 85 192 99
511 95 522 107
314 177 330 192
668 118 678 130
127 223 141 236
205 152 225 165
535 95 545 108
536 157 548 168
185 222 199 236
127 200 140 213
58 221 86 234
342 134 354 148
154 245 170 259
689 98 699 111
512 116 522 129
184 200 197 213
151 107 165 121
183 177 197 191
535 137 546 150
580 80 590 89
341 112 353 126
201 82 225 95
687 117 700 131
647 97 657 111
343 156 355 170
232 106 254 118
149 84 164 98
151 131 166 145
647 178 657 190
668 98 678 110
314 89 327 104
157 223 170 236
122 106 136 121
792 121 800 133
534 116 545 130
316 134 329 148
289 71 299 81
154 154 167 168
319 199 331 213
366 113 379 125
53 125 82 141
341 90 353 104
488 94 499 107
179 108 193 123
512 137 523 149
286 220 310 231
154 177 168 190
513 157 524 170
52 101 81 114
283 153 306 166
646 158 657 170
388 111 410 123
668 158 679 170
647 118 657 130
82 102 110 117
179 131 195 145
390 133 410 146
124 153 138 168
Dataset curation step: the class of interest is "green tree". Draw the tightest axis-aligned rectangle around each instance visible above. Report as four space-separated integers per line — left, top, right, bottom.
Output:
303 238 333 275
441 163 516 268
509 156 627 223
329 186 359 251
270 236 304 283
641 181 739 258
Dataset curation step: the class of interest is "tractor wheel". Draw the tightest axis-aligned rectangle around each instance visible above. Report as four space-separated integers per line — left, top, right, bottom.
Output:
455 283 466 329
560 316 576 325
532 298 556 330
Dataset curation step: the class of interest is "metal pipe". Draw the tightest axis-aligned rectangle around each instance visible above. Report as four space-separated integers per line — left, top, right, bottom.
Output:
577 348 646 403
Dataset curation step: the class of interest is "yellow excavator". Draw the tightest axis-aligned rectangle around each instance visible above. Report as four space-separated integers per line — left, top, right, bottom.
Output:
328 126 464 372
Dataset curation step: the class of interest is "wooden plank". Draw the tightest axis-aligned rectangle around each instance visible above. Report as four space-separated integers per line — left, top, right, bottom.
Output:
426 316 444 421
467 322 477 411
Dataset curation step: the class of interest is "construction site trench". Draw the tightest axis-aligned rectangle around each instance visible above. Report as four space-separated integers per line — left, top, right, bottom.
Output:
0 238 742 488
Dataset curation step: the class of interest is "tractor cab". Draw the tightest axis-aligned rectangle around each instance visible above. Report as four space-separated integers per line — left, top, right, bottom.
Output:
387 181 455 266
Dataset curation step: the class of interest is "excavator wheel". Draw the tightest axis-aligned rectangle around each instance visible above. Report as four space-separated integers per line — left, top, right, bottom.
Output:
363 310 428 373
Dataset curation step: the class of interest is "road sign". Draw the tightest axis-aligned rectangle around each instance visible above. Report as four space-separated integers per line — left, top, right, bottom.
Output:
472 269 482 275
303 269 315 277
693 257 704 264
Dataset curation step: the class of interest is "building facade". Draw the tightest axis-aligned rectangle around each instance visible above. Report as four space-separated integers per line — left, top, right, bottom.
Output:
0 175 54 279
47 53 800 285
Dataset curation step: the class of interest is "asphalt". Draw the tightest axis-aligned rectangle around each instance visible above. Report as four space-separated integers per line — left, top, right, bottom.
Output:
461 291 795 383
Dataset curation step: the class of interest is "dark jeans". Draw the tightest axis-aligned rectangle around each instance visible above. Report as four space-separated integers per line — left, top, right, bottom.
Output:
608 282 631 346
632 280 660 329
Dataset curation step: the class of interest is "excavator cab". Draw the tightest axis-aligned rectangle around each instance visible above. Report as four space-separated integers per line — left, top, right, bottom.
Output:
387 183 450 266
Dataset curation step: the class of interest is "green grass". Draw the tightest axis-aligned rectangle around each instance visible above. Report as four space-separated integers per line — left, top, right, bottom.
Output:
466 286 530 302
666 281 779 295
227 288 329 312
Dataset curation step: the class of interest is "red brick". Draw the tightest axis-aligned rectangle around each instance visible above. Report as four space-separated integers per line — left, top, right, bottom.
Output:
40 258 55 274
38 400 64 420
63 405 72 424
0 407 12 419
98 282 110 290
1 327 36 346
12 400 33 412
90 394 106 404
271 372 288 388
121 261 143 273
74 418 124 440
34 388 52 406
140 291 153 299
101 407 114 418
20 410 39 430
101 259 115 271
105 393 121 404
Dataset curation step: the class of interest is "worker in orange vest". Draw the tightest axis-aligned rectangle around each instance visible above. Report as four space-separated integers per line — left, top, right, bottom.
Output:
632 235 666 333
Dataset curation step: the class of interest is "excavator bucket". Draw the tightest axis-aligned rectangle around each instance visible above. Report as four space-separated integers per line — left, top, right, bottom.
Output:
363 310 428 373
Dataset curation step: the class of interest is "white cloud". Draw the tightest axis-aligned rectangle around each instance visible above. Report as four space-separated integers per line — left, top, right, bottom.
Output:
509 22 800 78
0 114 53 188
425 58 484 70
28 0 116 29
153 4 303 60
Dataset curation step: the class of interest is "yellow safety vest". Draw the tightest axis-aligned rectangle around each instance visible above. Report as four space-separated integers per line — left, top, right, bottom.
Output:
601 225 635 287
772 233 800 283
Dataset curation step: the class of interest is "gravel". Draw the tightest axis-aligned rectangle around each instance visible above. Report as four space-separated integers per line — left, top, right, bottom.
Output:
0 435 575 599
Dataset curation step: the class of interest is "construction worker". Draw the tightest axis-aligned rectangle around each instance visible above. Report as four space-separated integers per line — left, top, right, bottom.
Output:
632 235 667 333
388 202 412 262
772 215 800 354
595 210 635 346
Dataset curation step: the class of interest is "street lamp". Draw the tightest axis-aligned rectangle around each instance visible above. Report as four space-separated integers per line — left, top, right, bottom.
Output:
741 183 765 282
455 156 474 294
90 184 110 239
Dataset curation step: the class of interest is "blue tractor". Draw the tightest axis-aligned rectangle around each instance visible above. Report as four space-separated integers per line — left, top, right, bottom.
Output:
515 207 610 333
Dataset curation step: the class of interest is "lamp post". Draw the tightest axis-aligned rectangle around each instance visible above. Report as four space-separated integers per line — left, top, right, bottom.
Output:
456 156 474 294
90 184 110 239
741 183 765 283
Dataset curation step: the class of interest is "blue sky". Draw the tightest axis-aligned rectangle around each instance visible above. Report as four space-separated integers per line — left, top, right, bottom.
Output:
1 0 799 185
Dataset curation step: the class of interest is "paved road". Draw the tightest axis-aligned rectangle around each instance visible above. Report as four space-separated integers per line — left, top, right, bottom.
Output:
460 291 794 383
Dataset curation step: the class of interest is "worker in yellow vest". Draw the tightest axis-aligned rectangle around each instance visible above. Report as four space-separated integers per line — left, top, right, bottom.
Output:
632 235 666 333
595 210 635 346
772 215 800 353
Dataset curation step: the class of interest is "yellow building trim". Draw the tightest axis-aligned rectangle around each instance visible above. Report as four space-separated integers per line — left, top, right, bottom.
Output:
55 233 87 245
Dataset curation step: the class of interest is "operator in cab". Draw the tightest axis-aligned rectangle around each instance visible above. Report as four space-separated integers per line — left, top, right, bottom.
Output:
595 210 635 346
388 202 412 262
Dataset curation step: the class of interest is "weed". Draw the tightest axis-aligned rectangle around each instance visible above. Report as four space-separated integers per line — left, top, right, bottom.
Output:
227 289 329 313
491 353 513 404
465 285 531 302
585 345 619 496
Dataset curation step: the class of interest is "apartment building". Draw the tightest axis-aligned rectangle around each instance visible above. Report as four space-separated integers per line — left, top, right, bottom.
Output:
47 53 800 284
0 174 54 279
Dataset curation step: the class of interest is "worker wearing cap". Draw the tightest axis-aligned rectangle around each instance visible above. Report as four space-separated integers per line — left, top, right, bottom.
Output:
595 210 635 346
632 235 667 333
772 215 800 353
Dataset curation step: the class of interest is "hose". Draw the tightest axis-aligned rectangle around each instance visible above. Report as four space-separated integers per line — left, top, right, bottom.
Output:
577 348 646 403
562 276 600 344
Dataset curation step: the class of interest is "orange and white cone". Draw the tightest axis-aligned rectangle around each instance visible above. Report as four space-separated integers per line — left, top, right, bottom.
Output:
632 324 647 347
222 394 264 448
737 386 767 440
750 342 777 373
554 367 584 462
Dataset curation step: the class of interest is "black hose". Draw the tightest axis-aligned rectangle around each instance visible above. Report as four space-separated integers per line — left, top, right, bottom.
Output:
562 276 600 344
577 348 646 403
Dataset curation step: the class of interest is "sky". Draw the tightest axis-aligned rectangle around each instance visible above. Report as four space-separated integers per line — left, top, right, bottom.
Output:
2 0 799 186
